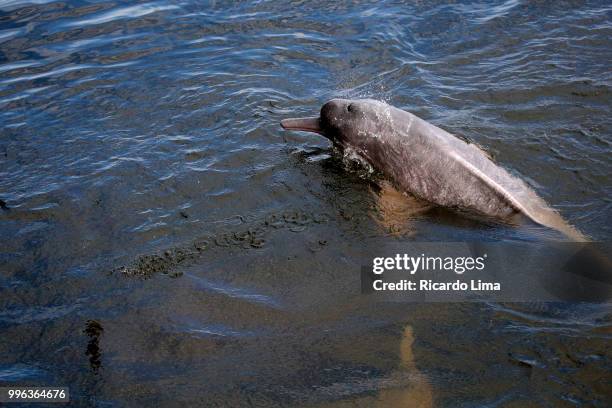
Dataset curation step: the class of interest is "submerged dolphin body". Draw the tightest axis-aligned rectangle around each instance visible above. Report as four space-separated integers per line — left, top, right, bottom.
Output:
281 99 586 241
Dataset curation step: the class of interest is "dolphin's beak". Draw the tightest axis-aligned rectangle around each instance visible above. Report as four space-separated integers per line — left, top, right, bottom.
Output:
280 117 323 135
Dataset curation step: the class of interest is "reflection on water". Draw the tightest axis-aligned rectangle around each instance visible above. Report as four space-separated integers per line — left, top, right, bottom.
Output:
0 0 611 406
370 181 431 237
310 325 433 408
375 326 433 408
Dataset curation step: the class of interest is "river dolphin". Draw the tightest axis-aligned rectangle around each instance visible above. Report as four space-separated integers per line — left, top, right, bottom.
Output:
281 99 586 241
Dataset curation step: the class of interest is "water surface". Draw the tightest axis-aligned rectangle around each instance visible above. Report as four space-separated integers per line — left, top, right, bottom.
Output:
1 0 611 406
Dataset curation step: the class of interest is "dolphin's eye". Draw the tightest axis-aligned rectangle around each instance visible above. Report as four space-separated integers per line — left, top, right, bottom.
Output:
347 104 355 113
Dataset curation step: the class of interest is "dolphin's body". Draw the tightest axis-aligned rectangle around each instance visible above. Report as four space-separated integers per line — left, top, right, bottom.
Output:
281 99 586 241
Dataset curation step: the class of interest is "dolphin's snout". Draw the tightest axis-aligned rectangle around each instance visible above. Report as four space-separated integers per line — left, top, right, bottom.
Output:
280 117 323 135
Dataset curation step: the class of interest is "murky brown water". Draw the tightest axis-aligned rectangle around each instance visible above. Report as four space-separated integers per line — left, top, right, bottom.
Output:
1 0 611 406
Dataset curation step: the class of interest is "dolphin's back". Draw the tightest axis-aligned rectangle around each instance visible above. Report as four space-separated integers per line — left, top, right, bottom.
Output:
380 107 586 241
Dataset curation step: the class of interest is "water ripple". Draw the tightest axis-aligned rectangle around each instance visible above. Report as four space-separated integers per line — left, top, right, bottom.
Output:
62 3 180 28
0 1 610 405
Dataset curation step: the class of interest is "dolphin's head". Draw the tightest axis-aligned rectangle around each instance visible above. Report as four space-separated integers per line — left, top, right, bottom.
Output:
281 98 393 150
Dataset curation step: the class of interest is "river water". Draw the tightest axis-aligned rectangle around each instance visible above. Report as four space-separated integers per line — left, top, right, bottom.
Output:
1 1 610 406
